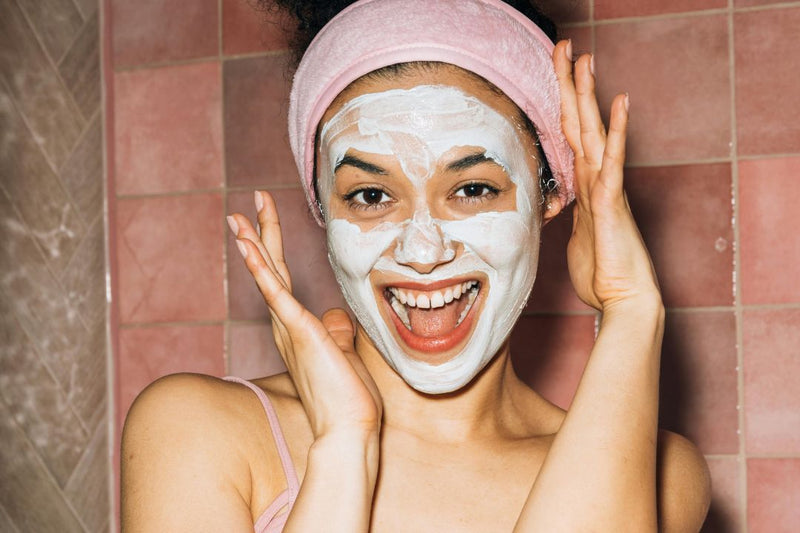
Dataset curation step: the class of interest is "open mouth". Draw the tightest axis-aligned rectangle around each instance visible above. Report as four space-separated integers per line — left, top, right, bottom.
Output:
381 279 483 356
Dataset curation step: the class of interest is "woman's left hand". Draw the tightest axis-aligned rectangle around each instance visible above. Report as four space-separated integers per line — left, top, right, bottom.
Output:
553 40 660 311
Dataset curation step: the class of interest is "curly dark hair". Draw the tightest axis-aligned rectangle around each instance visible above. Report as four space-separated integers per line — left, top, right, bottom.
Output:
259 0 558 68
257 0 560 200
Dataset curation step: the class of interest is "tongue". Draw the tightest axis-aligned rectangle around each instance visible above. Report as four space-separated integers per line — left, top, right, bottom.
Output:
406 299 466 338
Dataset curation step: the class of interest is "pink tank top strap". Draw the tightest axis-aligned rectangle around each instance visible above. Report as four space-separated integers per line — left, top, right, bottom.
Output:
224 376 300 531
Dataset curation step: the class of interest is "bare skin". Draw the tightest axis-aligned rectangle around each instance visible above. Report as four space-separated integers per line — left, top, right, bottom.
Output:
121 41 711 532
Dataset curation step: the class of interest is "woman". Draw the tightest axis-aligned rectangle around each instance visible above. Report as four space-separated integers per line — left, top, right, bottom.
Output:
121 0 711 531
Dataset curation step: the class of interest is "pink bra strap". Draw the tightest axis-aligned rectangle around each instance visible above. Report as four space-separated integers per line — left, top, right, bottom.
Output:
225 377 300 503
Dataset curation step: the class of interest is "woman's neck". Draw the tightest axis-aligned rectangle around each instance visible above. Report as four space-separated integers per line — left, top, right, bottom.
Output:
355 327 556 444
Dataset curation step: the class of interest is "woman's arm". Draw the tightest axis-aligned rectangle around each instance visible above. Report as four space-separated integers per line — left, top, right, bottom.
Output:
514 41 708 531
229 192 381 532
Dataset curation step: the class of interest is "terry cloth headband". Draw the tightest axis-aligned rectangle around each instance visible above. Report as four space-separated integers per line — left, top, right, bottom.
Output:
288 0 575 226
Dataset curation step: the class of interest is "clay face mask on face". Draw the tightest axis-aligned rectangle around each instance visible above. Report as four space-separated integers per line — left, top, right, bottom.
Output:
320 85 542 394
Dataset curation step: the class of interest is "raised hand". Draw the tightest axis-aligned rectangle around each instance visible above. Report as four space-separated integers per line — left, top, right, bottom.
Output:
553 40 661 311
227 191 382 439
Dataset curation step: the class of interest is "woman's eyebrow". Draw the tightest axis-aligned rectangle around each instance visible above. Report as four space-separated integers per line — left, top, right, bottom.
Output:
335 154 387 174
445 153 495 172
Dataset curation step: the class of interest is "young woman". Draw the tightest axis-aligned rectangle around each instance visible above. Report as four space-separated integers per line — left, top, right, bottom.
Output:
121 1 711 531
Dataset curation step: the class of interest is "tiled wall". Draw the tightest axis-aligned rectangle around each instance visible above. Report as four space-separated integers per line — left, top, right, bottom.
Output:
1 0 110 531
107 0 800 530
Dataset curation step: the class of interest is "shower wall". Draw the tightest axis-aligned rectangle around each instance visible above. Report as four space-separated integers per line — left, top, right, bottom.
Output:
105 0 800 531
0 0 109 531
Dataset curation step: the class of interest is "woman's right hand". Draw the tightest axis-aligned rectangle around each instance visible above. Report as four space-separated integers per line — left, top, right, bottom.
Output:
227 191 382 441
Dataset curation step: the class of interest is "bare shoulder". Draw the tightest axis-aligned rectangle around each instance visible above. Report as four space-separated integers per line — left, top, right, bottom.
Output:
121 373 291 531
656 429 711 533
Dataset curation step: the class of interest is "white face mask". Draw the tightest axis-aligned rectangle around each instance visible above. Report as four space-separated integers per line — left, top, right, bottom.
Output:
319 85 542 394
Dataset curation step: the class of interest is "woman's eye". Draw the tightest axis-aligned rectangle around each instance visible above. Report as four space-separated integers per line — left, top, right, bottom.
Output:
454 183 499 199
345 188 391 207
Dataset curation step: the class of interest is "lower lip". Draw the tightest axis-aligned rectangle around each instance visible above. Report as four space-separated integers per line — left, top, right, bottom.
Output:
384 289 479 355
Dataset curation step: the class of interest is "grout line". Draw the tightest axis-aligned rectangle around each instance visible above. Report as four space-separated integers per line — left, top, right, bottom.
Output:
219 0 232 375
227 183 303 193
726 0 749 527
704 453 743 461
98 0 120 528
582 2 800 27
737 152 800 161
624 157 733 168
521 308 600 317
113 49 287 74
227 318 273 327
116 188 225 200
119 320 226 330
592 8 729 26
734 1 800 13
115 183 304 201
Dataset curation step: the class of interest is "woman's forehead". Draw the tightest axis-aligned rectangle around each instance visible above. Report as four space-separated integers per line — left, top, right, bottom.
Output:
320 64 524 129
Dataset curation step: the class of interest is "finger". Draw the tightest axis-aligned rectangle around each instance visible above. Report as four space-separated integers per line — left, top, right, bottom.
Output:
574 54 607 170
255 191 292 287
553 39 583 157
321 309 356 354
237 238 304 326
228 213 286 288
598 93 629 197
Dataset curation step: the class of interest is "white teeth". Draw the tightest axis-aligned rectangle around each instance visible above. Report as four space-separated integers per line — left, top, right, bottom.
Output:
455 285 479 327
390 297 410 328
444 288 454 304
387 281 480 310
387 281 481 330
430 291 445 308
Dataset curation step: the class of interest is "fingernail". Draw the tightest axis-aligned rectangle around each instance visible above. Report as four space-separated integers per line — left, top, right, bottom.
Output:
226 215 238 235
254 191 264 212
236 239 248 259
624 93 630 112
589 54 596 77
565 39 573 61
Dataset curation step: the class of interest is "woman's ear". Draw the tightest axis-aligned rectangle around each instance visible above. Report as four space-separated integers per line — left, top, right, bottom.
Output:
542 196 564 224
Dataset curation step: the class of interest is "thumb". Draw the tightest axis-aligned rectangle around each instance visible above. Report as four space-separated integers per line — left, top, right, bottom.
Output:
322 308 356 352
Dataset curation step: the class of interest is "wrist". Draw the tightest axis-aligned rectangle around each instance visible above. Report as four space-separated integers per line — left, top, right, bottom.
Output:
601 291 664 318
309 430 380 480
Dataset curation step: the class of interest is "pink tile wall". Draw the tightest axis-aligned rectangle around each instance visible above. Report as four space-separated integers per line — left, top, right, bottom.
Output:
105 0 800 529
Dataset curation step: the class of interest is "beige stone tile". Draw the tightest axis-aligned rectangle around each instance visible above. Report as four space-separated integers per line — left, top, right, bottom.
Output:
0 92 86 275
67 321 107 430
0 194 90 395
16 0 83 62
0 503 20 533
59 215 106 331
65 420 110 533
0 0 84 168
58 12 100 121
73 0 98 20
0 401 85 532
0 312 90 487
60 113 102 225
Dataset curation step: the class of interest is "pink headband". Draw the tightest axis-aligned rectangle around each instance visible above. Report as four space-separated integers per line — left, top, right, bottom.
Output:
288 0 575 225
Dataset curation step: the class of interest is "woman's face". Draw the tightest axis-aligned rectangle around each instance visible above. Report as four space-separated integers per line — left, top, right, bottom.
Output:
317 66 548 394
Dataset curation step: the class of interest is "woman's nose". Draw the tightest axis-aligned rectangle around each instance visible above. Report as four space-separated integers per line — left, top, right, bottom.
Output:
393 211 456 274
